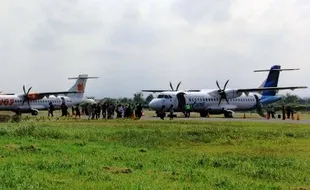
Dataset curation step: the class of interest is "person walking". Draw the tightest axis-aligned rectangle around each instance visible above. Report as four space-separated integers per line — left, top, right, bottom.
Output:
101 103 107 119
185 103 191 118
75 104 81 119
136 103 143 119
48 102 55 117
159 105 166 120
282 105 286 120
169 105 174 120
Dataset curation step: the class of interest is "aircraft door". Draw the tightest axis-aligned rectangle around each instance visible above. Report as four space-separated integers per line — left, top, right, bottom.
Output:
176 92 186 111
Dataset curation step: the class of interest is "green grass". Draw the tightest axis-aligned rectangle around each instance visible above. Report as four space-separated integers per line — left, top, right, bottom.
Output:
0 119 310 189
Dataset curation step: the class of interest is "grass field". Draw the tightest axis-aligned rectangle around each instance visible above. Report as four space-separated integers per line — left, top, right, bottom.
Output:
0 118 310 189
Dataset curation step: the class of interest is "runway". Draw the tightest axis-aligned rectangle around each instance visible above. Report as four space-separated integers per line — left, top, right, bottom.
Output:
141 115 310 124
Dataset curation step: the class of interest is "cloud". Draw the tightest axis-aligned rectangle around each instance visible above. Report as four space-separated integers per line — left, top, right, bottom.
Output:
172 0 232 24
0 0 309 98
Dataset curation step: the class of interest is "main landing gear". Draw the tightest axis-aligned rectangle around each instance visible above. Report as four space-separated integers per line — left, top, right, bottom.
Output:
224 112 233 118
200 112 208 117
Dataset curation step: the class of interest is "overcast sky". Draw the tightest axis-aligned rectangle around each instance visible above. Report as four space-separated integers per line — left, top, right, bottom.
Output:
1 0 310 98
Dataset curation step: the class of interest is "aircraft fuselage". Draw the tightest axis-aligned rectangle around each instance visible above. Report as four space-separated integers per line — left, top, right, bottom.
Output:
148 91 264 117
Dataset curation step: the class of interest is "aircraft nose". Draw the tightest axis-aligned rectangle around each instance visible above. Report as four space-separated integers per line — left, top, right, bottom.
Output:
149 99 162 110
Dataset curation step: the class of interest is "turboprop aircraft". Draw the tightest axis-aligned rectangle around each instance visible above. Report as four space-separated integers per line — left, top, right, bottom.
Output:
0 74 97 115
143 65 307 118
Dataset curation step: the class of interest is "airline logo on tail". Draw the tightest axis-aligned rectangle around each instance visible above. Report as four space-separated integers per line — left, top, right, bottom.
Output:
68 75 98 98
77 83 85 92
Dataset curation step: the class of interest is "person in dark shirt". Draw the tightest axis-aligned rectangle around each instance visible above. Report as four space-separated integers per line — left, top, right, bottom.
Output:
101 103 107 119
169 105 174 120
282 105 286 120
159 105 166 120
95 104 101 119
75 104 81 119
136 104 143 119
48 102 55 117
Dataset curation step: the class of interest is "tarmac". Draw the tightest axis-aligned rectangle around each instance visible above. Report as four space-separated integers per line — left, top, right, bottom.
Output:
141 115 310 124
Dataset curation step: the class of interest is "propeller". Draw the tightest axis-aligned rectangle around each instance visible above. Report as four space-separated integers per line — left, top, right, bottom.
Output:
254 94 265 118
216 80 230 106
169 81 182 91
22 85 32 106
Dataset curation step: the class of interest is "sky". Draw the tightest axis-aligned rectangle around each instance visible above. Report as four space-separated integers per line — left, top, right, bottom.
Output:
1 0 310 98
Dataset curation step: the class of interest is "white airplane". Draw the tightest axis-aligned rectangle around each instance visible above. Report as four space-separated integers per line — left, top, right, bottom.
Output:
143 65 307 118
0 74 97 115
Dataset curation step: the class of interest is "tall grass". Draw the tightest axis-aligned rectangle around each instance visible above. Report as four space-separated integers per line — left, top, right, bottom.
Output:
0 120 309 189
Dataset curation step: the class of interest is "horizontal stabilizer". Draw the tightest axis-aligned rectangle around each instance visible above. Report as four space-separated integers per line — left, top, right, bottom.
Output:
254 68 300 72
68 76 99 80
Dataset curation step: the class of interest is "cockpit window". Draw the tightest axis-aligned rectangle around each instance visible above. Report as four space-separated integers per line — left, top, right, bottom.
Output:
157 95 164 98
157 94 173 99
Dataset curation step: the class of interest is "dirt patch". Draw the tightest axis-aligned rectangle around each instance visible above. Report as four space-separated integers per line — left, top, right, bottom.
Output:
103 166 132 174
4 144 20 150
4 144 39 152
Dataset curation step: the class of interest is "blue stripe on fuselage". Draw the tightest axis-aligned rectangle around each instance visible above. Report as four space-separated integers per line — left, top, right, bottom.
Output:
260 95 281 105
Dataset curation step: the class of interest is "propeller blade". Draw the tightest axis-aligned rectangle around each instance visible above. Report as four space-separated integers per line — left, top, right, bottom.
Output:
27 87 32 95
225 97 229 104
23 85 26 94
22 99 26 106
176 81 182 91
218 98 222 107
169 82 174 91
216 81 221 90
223 80 229 90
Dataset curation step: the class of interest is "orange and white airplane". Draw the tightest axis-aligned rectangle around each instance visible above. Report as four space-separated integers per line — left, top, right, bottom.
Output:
0 74 97 115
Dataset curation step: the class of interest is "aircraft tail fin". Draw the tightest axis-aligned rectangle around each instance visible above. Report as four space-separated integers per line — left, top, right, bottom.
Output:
254 65 300 96
259 65 281 96
67 74 98 99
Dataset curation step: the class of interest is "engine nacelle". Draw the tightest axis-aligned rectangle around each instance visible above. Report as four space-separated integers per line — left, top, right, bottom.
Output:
208 89 242 99
205 107 234 118
206 107 225 114
224 90 243 99
27 93 44 100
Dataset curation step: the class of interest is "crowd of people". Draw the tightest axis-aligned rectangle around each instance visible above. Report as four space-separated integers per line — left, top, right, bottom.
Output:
267 105 296 120
47 99 297 121
47 101 144 120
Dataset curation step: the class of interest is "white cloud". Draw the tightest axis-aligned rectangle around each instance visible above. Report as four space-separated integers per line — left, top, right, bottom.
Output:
0 0 309 98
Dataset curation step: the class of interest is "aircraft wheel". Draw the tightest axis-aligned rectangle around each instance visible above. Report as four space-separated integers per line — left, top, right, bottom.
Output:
200 112 207 117
31 111 38 116
224 112 233 118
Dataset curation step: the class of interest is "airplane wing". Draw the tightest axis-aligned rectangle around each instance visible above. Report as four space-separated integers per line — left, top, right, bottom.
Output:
34 91 80 97
186 90 201 92
236 86 308 93
142 89 201 93
141 90 170 93
18 91 81 99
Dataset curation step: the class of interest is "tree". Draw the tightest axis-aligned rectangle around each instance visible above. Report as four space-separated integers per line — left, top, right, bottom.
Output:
282 93 299 105
133 92 144 104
